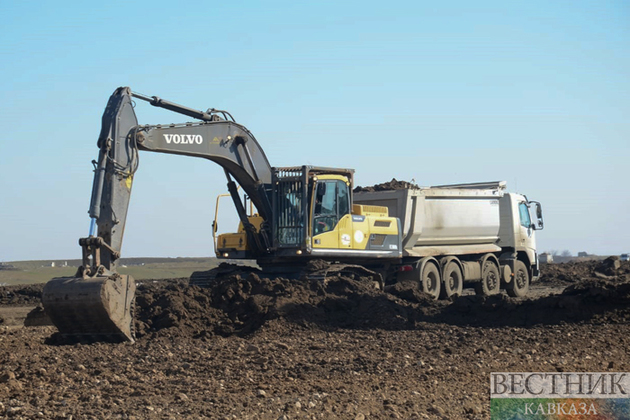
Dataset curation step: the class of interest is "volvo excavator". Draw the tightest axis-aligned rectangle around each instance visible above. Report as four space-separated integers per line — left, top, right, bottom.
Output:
42 87 402 342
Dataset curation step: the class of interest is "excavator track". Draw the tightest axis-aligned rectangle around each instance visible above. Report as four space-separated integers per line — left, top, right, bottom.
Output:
189 264 262 287
304 263 384 290
42 274 136 343
189 261 383 290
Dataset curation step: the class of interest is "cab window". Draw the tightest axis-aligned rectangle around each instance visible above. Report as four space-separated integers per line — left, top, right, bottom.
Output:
315 181 337 216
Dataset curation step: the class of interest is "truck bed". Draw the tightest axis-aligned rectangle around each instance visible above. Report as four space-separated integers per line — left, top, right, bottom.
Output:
354 183 506 257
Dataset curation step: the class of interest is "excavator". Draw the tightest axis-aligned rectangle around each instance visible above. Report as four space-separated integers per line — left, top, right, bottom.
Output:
42 87 402 342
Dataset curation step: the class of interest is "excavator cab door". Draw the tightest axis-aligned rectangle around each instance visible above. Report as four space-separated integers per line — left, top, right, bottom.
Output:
311 179 352 249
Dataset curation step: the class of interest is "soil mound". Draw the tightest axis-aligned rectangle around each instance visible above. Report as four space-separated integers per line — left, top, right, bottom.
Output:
539 259 630 285
134 271 421 339
595 256 626 276
133 268 630 338
441 277 630 327
134 279 227 339
0 284 44 305
3 261 630 341
353 178 420 193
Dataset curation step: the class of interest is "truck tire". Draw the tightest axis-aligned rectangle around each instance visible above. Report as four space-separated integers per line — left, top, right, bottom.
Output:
506 260 529 297
440 261 463 299
421 262 441 300
475 260 500 296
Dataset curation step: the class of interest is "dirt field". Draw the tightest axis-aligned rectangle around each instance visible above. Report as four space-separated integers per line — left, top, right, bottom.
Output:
1 259 630 419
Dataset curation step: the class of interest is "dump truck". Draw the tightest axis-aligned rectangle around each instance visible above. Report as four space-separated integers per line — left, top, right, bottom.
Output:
353 182 543 299
42 87 544 343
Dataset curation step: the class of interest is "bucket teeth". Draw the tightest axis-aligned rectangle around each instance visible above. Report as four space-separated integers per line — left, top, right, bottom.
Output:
42 275 136 343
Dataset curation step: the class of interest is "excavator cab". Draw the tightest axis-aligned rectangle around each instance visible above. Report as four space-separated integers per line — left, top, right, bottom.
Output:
215 165 402 262
267 167 401 260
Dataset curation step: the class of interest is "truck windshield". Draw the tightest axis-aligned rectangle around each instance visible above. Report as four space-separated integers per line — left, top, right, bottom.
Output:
518 202 531 229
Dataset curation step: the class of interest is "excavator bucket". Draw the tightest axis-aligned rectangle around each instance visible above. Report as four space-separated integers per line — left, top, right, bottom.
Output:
42 275 136 343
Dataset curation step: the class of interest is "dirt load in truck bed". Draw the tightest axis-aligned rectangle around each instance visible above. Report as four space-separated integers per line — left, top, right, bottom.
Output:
353 178 420 193
1 260 630 419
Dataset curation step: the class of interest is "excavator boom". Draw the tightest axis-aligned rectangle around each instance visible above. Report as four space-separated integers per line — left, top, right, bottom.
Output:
42 87 275 342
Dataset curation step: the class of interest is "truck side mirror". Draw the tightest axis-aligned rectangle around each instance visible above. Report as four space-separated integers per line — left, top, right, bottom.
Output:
530 202 544 230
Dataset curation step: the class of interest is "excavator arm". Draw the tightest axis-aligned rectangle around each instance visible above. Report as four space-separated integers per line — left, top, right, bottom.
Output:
42 87 275 342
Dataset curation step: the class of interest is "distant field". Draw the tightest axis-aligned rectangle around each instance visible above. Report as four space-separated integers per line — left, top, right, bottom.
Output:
0 257 224 285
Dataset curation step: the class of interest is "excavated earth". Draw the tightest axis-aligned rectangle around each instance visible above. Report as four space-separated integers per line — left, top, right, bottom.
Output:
1 259 630 419
353 178 420 193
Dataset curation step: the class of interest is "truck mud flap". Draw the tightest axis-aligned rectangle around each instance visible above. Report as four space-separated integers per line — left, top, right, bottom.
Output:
42 275 136 343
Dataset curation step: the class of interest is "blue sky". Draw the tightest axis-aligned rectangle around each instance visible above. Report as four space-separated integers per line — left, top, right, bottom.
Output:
0 0 628 261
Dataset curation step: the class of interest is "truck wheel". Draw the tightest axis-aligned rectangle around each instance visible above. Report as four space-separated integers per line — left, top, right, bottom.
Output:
475 260 500 296
506 260 529 297
421 263 441 300
440 261 463 299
